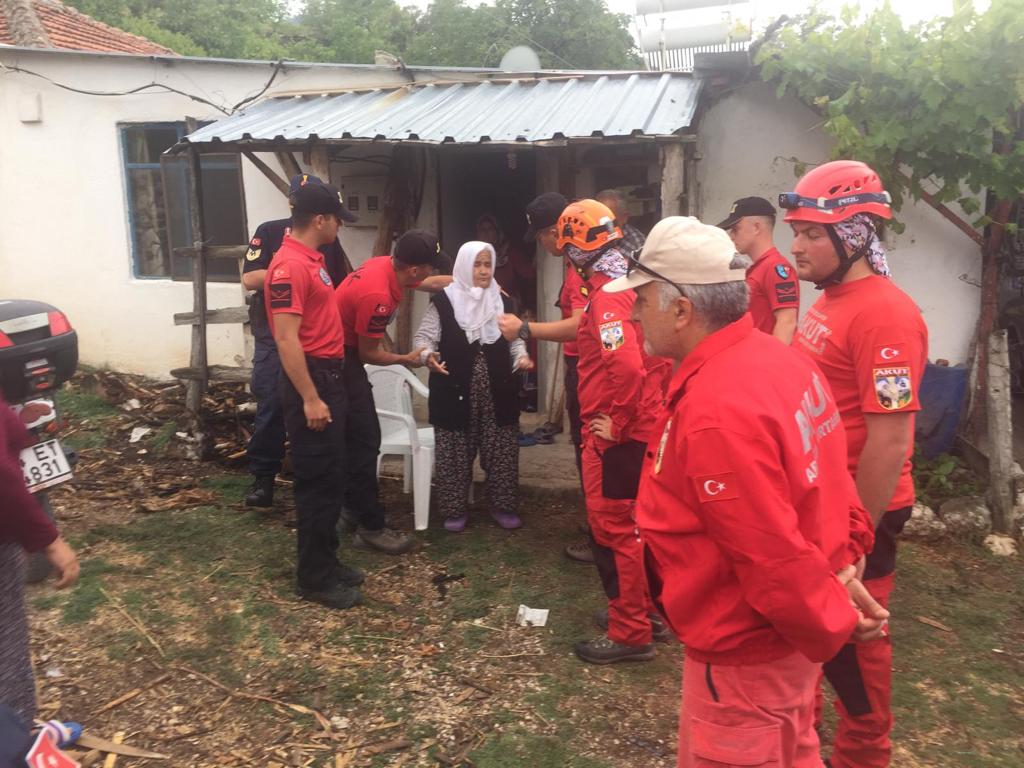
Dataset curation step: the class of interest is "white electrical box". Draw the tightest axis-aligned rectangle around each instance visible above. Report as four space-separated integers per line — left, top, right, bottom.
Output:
336 175 388 228
18 92 42 124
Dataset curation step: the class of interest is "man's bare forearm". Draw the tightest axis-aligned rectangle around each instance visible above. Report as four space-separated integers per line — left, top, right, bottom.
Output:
242 269 267 291
855 441 906 524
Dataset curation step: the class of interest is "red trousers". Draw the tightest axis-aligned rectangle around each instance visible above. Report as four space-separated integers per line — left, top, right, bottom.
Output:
820 573 895 768
680 652 824 768
581 439 652 646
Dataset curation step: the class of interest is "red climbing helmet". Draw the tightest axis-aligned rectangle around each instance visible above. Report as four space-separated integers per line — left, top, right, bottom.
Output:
780 160 893 224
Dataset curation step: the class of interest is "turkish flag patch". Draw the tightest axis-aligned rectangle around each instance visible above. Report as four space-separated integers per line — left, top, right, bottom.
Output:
694 472 739 503
873 344 907 364
26 731 80 768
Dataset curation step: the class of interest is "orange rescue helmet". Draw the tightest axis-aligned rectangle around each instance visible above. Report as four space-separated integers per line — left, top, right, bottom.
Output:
556 199 622 252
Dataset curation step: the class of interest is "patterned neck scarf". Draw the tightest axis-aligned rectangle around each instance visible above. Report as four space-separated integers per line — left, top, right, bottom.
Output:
833 213 890 278
564 243 628 279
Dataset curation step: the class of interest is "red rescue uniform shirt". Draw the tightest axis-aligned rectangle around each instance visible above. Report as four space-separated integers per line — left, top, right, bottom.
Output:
637 315 874 666
575 273 671 444
335 255 402 345
794 275 928 511
558 263 589 358
265 235 345 359
747 246 800 333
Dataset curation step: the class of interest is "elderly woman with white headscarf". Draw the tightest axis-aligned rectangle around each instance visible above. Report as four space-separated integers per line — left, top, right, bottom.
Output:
414 241 533 532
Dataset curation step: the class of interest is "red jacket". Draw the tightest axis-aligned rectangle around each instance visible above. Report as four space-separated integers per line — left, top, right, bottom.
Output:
636 315 874 665
1 398 59 551
575 273 671 445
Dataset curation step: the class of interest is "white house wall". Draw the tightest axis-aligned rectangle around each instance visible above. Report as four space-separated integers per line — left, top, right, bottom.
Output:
0 48 492 378
697 80 982 365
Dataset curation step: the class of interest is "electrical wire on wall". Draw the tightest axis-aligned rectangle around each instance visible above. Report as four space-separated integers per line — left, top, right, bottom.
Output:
0 58 286 116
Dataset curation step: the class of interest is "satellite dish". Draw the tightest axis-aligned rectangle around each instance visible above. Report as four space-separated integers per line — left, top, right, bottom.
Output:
499 45 542 72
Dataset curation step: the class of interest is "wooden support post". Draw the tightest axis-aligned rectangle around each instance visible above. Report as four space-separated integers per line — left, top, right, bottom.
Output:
660 142 686 218
309 144 331 183
987 329 1014 534
184 120 208 427
275 150 302 180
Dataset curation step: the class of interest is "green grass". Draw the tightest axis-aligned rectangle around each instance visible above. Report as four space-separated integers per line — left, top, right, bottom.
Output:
56 388 119 421
886 542 1024 767
469 732 615 768
61 557 115 623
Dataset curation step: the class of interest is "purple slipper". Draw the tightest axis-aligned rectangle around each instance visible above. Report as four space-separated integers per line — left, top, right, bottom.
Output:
444 516 468 532
490 511 522 530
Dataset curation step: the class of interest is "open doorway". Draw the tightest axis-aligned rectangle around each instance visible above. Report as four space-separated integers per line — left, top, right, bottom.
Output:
439 148 540 411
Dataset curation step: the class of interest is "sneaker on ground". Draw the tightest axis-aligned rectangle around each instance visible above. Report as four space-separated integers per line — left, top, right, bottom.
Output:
444 516 468 532
593 608 673 643
295 582 363 610
564 538 595 564
353 526 416 554
335 563 365 587
490 510 522 529
574 635 656 665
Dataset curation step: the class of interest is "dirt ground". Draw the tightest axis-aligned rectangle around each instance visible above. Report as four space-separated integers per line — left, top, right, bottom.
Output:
20 375 1024 767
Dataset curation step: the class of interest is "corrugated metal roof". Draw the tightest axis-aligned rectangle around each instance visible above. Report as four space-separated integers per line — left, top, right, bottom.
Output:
182 72 702 147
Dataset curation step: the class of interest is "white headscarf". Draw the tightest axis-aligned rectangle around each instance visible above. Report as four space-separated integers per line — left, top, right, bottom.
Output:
444 241 503 345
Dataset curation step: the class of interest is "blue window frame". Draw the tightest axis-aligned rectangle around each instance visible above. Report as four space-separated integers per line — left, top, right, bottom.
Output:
120 122 247 281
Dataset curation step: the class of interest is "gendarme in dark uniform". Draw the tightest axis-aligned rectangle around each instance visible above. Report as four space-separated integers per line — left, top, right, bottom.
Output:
242 173 351 508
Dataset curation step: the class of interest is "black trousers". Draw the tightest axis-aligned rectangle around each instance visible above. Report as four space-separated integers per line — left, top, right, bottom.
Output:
247 339 286 477
279 356 347 590
564 354 583 481
342 347 386 531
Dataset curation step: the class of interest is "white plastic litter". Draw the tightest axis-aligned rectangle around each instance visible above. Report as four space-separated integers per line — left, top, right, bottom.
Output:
129 427 151 443
516 605 549 627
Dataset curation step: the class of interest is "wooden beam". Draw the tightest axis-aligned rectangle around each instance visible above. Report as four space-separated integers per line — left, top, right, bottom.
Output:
173 306 249 326
660 142 686 218
242 150 289 197
275 150 302 180
310 144 331 182
171 365 253 384
173 245 249 261
987 329 1014 534
184 119 208 418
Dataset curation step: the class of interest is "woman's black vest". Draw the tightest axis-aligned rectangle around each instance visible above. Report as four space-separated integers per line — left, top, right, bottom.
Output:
427 291 519 431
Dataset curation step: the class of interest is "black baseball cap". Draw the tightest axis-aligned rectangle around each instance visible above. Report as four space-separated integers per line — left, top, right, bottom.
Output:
289 175 358 223
524 192 568 241
394 229 449 270
716 196 776 229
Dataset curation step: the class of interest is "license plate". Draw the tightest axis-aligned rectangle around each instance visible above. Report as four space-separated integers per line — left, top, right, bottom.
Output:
20 439 73 493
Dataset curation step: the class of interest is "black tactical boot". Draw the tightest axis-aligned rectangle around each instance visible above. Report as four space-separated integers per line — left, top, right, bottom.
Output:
244 475 275 507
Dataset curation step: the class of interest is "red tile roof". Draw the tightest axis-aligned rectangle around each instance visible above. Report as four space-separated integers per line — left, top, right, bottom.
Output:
0 0 176 55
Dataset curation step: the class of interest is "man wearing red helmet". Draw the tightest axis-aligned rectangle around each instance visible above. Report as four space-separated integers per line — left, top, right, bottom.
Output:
784 160 929 768
555 199 672 664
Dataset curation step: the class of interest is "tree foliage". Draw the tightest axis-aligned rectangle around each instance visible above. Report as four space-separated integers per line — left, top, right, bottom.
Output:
756 0 1024 225
66 0 641 70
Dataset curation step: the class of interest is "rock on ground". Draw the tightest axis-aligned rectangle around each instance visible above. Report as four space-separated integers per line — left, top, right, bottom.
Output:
902 504 947 540
983 534 1018 557
938 496 992 539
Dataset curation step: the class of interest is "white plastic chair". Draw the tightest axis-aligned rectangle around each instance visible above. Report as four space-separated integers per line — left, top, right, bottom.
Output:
365 364 435 531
